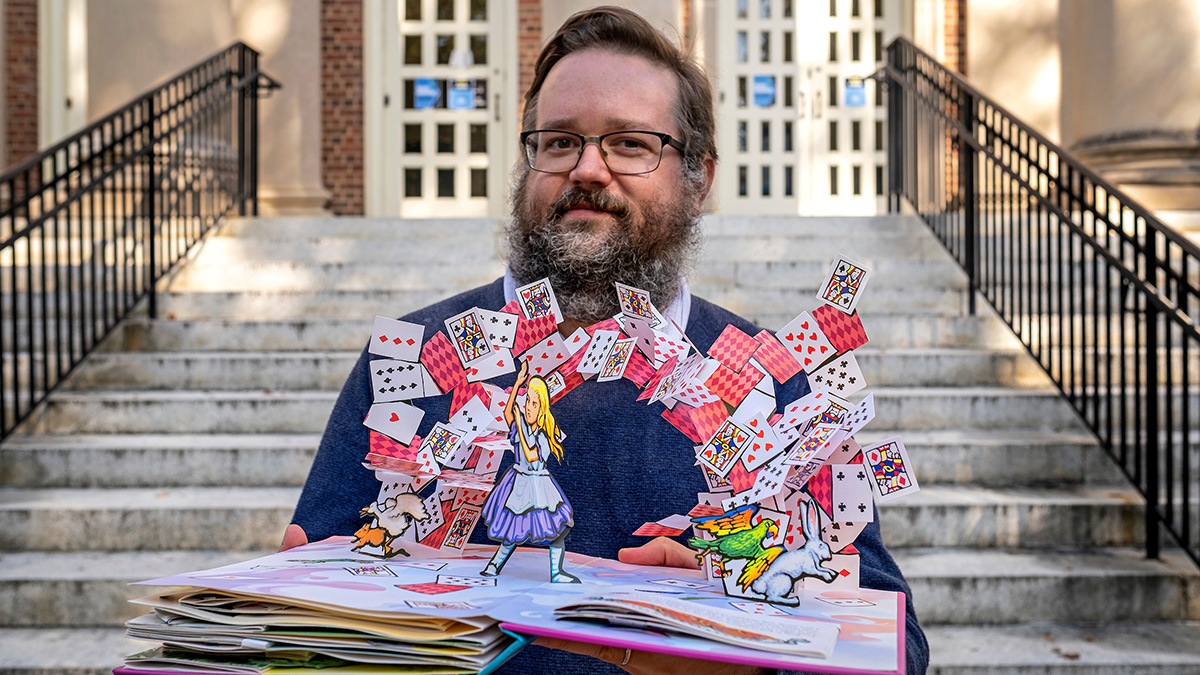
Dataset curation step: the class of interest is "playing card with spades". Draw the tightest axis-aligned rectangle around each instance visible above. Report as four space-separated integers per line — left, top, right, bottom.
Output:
816 255 872 315
577 329 619 376
368 359 426 402
614 282 663 327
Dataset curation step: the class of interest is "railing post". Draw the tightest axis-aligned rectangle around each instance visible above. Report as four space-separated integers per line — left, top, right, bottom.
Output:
886 43 899 213
237 46 248 217
960 88 978 316
145 95 158 320
1144 249 1161 560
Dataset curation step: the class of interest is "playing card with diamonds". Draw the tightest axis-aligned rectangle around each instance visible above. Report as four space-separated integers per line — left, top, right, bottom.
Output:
516 278 563 323
369 359 426 402
776 311 837 373
730 601 789 616
597 338 635 383
783 423 841 466
368 316 424 361
816 255 872 315
775 390 831 431
476 308 519 350
363 401 425 445
614 282 662 327
809 352 867 397
654 334 690 366
697 418 753 478
673 381 721 407
708 325 760 373
440 506 482 550
521 331 570 378
444 308 493 367
420 422 468 468
830 463 875 523
863 437 920 503
577 329 618 376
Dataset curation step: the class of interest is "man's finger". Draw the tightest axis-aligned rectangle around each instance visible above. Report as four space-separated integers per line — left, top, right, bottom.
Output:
534 636 630 666
617 536 700 569
278 523 308 552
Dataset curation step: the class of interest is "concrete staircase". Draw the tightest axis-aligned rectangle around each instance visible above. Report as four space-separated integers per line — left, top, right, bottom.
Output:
2 214 1199 674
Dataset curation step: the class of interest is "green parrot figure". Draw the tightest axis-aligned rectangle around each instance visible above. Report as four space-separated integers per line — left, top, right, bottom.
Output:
689 504 783 589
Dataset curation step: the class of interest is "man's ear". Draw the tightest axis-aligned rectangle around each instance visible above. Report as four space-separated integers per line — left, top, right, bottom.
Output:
693 156 716 211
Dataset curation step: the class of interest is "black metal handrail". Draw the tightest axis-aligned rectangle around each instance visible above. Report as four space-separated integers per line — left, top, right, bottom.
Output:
0 42 278 440
884 37 1198 569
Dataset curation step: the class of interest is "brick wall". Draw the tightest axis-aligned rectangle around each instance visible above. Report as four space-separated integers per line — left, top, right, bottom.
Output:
321 0 364 215
517 0 542 122
944 0 967 75
4 0 37 169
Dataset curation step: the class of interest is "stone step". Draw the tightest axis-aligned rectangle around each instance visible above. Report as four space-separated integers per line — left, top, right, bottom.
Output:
877 484 1144 549
215 215 504 239
925 621 1200 674
60 347 1047 391
0 487 298 552
0 434 318 488
894 547 1199 624
22 386 1086 434
0 550 270 627
0 484 1142 552
0 628 155 675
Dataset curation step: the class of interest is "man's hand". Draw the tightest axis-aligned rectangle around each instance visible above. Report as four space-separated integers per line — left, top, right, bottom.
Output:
279 523 308 552
538 538 767 674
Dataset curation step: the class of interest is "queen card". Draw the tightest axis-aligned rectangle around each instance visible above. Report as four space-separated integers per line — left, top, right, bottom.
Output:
816 255 872 315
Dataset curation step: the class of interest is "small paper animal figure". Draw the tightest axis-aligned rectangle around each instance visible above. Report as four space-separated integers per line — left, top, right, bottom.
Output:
749 494 838 605
351 493 430 559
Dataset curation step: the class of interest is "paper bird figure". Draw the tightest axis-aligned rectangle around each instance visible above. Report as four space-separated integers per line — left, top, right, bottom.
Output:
689 504 783 590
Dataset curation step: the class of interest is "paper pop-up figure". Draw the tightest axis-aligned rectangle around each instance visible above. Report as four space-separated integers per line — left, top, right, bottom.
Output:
479 359 578 582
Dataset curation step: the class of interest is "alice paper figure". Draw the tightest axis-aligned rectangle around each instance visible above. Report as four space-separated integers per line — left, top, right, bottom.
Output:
480 360 578 582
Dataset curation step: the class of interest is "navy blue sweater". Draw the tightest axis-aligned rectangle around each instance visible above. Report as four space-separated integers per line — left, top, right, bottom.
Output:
291 278 929 674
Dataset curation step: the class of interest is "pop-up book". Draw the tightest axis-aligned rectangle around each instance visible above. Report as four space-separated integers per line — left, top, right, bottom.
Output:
120 255 920 675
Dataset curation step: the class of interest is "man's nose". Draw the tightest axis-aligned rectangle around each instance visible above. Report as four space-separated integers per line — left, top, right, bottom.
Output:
569 142 613 186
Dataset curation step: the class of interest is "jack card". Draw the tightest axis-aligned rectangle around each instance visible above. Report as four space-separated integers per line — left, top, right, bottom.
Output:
597 337 636 383
863 437 920 503
816 255 872 315
444 308 493 367
516 278 563 324
697 418 754 479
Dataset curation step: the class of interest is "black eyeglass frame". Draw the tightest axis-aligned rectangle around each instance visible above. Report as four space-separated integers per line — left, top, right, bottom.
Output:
519 129 687 175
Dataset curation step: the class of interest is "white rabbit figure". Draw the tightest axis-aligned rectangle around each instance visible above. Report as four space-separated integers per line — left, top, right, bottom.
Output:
749 493 838 605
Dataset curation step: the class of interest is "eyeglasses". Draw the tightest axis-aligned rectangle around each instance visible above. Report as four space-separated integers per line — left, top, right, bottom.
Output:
520 129 686 175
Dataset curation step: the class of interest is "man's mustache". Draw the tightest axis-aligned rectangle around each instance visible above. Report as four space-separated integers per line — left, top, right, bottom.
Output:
549 188 632 221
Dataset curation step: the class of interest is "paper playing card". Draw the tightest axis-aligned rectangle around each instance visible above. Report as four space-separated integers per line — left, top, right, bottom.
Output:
363 401 425 445
420 422 468 469
440 507 482 550
783 423 841 466
437 573 495 587
395 583 469 595
647 578 710 589
476 309 519 350
776 312 837 373
708 325 760 373
624 315 656 359
465 347 515 383
577 329 619 376
732 388 777 425
444 308 494 367
521 332 570 377
614 282 662 327
513 313 558 355
804 553 860 591
368 429 418 461
447 395 491 445
821 519 869 553
813 304 869 353
776 390 832 431
740 415 784 471
369 359 426 402
412 493 447 543
830 463 875 523
752 330 804 383
841 393 875 437
389 561 447 571
697 418 753 478
704 362 764 406
654 334 690 366
515 278 563 323
597 337 636 382
563 328 590 355
817 255 872 315
730 601 789 616
369 316 424 361
826 437 864 465
862 437 920 503
673 381 721 407
809 352 867 397
420 332 467 394
702 465 734 493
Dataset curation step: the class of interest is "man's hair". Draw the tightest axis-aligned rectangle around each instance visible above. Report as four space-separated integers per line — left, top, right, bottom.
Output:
522 6 717 181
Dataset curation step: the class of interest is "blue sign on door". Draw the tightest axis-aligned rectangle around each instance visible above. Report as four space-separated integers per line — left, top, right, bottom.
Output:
753 75 776 107
414 78 442 109
845 77 866 107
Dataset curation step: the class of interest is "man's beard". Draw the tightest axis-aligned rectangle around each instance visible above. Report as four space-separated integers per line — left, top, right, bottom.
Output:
505 176 704 324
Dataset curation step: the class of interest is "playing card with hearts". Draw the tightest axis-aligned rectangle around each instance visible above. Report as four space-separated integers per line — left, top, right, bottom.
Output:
521 332 570 377
752 330 804 383
369 359 426 402
563 327 591 355
862 437 920 503
830 463 875 523
816 255 872 315
740 415 784 471
444 308 494 367
363 401 425 446
708 324 760 373
782 423 841 466
776 312 837 373
515 277 563 323
369 316 424 361
697 418 753 479
808 352 867 397
464 347 515 383
440 507 483 550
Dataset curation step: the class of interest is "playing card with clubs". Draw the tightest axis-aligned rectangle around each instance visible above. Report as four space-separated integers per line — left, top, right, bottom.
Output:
816 254 872 315
368 316 424 361
369 359 426 402
841 393 875 437
577 329 619 376
597 338 636 383
776 312 837 373
516 278 563 323
447 395 491 445
830 463 875 523
809 352 867 397
863 437 920 503
465 347 515 383
783 423 841 466
420 422 468 469
440 506 483 550
436 573 495 587
363 401 425 445
521 332 570 378
614 282 663 327
444 308 493 367
476 309 519 350
826 437 864 465
697 418 753 478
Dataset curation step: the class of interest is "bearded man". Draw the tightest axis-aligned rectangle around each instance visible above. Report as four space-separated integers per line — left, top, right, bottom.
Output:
284 7 927 674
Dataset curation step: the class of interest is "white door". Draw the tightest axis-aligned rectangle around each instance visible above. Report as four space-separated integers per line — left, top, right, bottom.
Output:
716 0 899 215
373 0 516 218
